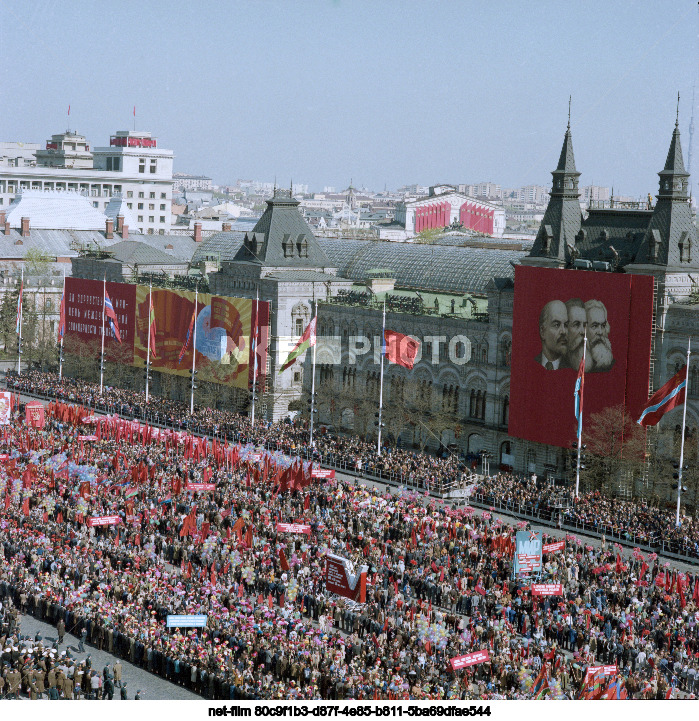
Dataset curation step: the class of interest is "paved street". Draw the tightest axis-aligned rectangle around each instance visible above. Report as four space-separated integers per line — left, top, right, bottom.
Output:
16 613 200 701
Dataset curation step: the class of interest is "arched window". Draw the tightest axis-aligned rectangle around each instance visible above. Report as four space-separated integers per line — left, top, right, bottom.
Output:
469 389 476 417
691 366 698 397
502 395 509 426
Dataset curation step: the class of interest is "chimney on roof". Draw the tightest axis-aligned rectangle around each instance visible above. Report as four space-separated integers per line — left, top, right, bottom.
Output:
0 211 5 228
3 219 9 236
116 214 125 234
20 217 30 238
194 222 202 243
105 218 114 239
222 222 232 232
122 224 129 240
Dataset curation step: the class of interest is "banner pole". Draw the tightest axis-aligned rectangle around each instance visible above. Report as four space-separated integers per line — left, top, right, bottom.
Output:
100 274 106 395
146 282 152 403
190 285 197 415
251 285 259 427
676 338 691 527
575 329 587 499
377 299 386 457
309 285 317 447
16 266 23 376
59 270 65 382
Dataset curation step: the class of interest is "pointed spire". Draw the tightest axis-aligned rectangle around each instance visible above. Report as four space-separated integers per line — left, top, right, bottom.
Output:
556 123 577 174
663 121 687 175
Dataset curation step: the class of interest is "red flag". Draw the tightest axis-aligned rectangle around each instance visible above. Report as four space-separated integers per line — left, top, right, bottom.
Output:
268 594 273 610
638 365 687 426
279 548 290 571
679 574 686 609
383 329 420 369
304 495 310 511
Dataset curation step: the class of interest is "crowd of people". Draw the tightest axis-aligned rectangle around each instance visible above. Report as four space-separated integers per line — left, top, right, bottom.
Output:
0 382 698 701
6 370 699 559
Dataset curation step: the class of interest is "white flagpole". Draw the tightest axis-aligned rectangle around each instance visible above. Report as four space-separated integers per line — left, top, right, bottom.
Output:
59 269 65 381
676 338 691 527
575 329 587 499
16 267 23 375
190 285 198 415
100 274 106 395
309 286 318 447
146 282 152 403
251 285 259 427
377 299 386 456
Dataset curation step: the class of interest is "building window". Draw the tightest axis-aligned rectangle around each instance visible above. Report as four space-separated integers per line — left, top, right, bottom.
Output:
149 216 154 223
139 159 146 173
138 215 143 222
149 204 155 210
148 228 154 234
93 202 99 208
150 160 157 173
295 318 304 336
502 396 509 425
138 192 144 198
106 157 113 171
161 193 166 199
160 216 165 223
138 203 143 209
150 192 155 198
159 229 165 235
127 203 133 209
160 204 166 210
293 371 301 383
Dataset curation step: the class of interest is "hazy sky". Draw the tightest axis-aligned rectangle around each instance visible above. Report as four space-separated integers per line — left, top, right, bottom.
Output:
2 0 698 196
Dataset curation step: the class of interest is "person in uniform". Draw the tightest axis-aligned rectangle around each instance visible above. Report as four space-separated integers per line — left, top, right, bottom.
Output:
113 660 122 687
135 688 143 700
120 681 128 700
57 619 66 645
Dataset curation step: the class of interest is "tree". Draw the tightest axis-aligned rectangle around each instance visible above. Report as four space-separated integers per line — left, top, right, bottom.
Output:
0 286 18 353
413 227 443 244
24 248 53 280
580 404 647 495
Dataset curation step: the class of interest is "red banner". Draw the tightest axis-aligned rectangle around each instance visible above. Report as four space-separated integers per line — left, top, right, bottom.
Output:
325 553 367 603
185 483 216 491
78 435 98 441
584 664 617 682
450 650 491 670
509 266 654 447
311 468 335 479
531 583 564 596
543 540 565 553
65 277 136 362
276 523 311 535
88 515 122 527
25 401 45 428
0 392 10 425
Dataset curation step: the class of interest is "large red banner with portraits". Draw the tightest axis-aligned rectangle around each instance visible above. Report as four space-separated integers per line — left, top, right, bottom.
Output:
509 266 654 448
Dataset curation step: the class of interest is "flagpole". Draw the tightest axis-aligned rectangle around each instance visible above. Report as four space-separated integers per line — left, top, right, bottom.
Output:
100 274 106 395
251 285 259 427
16 267 23 376
190 285 197 415
59 270 65 381
377 299 386 456
676 338 691 527
146 282 152 403
309 285 318 447
575 329 587 499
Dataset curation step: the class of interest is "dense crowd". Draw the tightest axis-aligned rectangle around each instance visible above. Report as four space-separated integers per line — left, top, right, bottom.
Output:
0 393 698 701
6 370 699 559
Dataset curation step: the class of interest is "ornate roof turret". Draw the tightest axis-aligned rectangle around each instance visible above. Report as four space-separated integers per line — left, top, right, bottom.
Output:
523 118 582 267
232 188 332 269
633 120 697 268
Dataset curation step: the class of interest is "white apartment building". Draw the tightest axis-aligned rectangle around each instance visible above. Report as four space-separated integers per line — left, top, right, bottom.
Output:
0 130 174 235
458 182 502 199
173 173 213 191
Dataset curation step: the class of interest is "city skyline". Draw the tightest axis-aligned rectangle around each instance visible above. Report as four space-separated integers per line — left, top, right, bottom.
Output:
2 0 698 196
